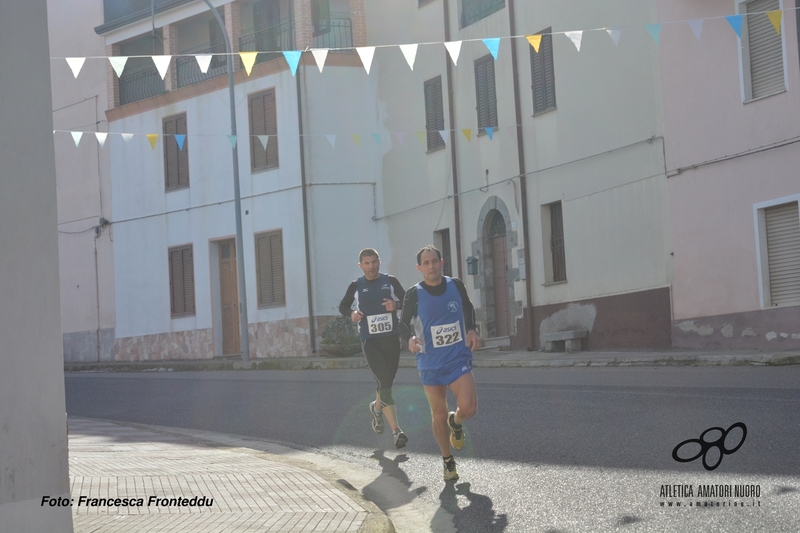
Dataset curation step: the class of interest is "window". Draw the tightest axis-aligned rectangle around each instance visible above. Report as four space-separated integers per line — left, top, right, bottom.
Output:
311 0 330 36
256 230 285 307
249 89 279 172
530 28 556 115
169 245 195 317
460 0 504 28
740 0 785 101
755 198 800 307
435 228 453 277
424 76 445 152
163 114 189 190
541 202 567 283
474 55 498 133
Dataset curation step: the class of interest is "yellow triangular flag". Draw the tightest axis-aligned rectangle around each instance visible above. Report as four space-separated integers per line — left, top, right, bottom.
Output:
239 52 258 75
462 128 472 142
416 131 426 144
351 134 361 146
767 11 782 35
146 134 158 150
526 35 542 53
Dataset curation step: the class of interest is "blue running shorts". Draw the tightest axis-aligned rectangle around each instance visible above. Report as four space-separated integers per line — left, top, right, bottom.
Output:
419 356 473 386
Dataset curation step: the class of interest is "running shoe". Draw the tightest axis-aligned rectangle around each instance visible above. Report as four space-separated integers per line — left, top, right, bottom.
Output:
448 411 465 450
443 455 459 481
369 401 384 434
393 429 408 449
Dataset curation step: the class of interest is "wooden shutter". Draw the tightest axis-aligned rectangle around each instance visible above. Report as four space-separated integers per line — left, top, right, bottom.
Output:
249 89 279 171
765 202 800 306
169 245 195 316
531 30 556 114
747 0 785 99
475 55 497 130
424 76 445 151
163 114 189 190
257 231 285 307
550 202 566 282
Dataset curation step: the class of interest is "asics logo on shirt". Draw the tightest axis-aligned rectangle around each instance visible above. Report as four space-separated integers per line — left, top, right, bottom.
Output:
435 324 458 335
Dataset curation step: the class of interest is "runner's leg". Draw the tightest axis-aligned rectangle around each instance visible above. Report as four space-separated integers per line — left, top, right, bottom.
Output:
423 383 452 457
448 370 477 425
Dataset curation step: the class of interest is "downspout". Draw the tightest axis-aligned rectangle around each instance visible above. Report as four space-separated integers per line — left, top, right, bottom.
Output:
507 0 535 350
296 61 317 352
442 0 463 277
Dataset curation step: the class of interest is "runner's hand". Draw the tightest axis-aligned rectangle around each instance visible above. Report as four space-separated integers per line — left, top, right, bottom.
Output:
408 336 424 353
382 298 396 312
466 330 481 351
351 309 364 323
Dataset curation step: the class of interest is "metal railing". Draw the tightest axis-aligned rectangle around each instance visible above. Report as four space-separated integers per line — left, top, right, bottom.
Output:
119 58 166 105
239 19 295 65
460 0 505 28
312 15 353 49
176 41 228 89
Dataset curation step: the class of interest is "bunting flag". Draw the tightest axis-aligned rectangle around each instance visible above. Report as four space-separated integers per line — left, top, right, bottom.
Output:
146 134 158 150
439 130 449 145
196 54 213 73
483 38 501 60
526 34 542 53
372 133 382 145
646 24 661 44
462 128 472 142
152 56 172 80
392 132 404 145
356 47 375 74
227 135 238 148
66 57 86 78
767 10 782 34
326 134 336 147
121 133 134 143
282 51 302 76
95 132 107 148
109 56 128 78
565 31 583 51
485 127 494 140
351 134 361 146
311 48 328 72
416 131 426 144
71 131 83 147
444 41 462 65
399 44 418 70
175 134 186 151
726 15 743 38
258 135 269 150
606 28 621 46
240 52 258 75
687 19 704 42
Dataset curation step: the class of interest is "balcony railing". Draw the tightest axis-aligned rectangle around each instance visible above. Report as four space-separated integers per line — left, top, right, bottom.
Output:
176 41 228 89
119 59 166 105
239 19 295 65
313 15 353 49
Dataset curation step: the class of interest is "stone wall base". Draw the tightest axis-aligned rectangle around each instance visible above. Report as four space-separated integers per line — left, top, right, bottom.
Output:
673 305 800 350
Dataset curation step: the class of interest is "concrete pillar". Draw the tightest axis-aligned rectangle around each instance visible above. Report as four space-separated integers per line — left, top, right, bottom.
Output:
162 23 179 91
293 0 313 50
224 1 242 70
107 43 121 108
348 0 366 47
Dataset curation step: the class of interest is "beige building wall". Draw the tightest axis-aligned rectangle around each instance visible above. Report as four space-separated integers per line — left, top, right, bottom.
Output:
0 1 73 530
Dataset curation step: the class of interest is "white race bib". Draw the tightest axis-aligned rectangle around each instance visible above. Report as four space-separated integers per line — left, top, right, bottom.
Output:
367 312 393 334
430 321 462 347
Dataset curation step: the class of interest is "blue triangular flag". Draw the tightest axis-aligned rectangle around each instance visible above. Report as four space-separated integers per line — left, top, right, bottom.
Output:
482 38 501 60
645 24 661 44
175 134 186 151
283 50 302 76
227 135 237 148
725 15 743 38
485 127 494 140
372 133 381 146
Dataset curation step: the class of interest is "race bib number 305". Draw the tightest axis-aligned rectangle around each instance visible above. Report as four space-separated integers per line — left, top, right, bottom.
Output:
431 321 462 347
367 313 393 334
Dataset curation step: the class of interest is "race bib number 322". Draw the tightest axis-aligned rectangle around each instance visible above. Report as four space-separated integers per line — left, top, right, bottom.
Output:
431 321 462 347
367 313 393 334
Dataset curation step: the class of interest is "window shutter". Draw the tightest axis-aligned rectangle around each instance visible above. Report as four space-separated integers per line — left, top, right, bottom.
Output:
747 0 784 98
765 202 800 306
163 117 179 190
250 93 267 170
424 77 444 151
170 249 183 315
542 33 556 110
257 231 285 307
270 232 285 304
550 201 566 282
264 89 279 168
182 247 195 314
475 57 488 128
485 58 497 127
531 30 556 114
169 245 195 316
176 114 189 187
257 234 271 305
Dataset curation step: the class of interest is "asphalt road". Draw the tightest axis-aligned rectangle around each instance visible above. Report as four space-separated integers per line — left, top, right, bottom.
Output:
65 366 800 532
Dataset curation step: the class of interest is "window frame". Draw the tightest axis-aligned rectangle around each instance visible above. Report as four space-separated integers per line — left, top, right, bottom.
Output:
474 54 498 134
541 201 567 285
168 244 196 318
248 88 279 173
530 28 556 116
255 229 286 308
754 194 800 308
424 76 446 153
737 0 788 103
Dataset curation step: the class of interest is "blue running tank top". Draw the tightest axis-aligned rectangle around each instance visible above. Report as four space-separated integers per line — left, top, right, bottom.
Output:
414 277 471 371
355 273 400 341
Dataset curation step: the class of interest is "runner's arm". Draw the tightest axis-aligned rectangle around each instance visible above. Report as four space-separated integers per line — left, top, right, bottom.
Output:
338 281 358 317
388 275 406 309
452 278 478 332
399 286 418 341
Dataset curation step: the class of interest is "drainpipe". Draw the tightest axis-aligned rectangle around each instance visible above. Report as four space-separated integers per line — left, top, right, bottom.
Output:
442 0 463 277
507 0 535 350
296 62 317 352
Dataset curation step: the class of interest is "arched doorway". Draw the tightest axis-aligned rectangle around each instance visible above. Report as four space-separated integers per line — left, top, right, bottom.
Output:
486 210 511 337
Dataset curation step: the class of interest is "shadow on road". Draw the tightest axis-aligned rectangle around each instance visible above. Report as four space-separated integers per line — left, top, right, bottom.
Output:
433 481 508 533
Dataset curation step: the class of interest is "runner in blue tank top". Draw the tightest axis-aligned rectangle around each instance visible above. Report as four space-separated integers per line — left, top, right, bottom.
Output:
401 245 481 481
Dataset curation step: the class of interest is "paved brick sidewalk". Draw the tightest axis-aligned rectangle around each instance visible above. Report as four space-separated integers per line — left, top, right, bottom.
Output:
68 418 391 533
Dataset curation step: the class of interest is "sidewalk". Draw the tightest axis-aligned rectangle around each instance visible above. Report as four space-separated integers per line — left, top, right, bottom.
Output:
68 418 395 533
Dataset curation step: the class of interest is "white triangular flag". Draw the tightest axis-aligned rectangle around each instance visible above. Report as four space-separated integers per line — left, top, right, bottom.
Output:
257 135 268 150
311 49 328 73
152 55 172 80
95 132 107 148
565 31 583 51
605 28 621 46
444 41 462 65
71 131 83 147
399 44 418 70
356 47 375 74
66 57 86 78
439 130 449 145
121 133 134 142
687 20 703 42
108 56 128 78
196 54 213 73
326 134 336 148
